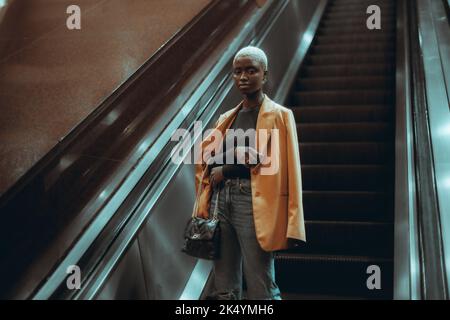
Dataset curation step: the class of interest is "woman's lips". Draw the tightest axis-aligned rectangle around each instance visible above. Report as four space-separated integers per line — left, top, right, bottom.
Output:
239 83 250 88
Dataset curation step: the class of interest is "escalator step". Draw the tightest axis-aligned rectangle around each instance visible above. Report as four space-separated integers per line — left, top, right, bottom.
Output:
310 43 395 54
322 16 396 27
303 190 393 222
275 253 393 299
324 11 395 19
331 0 394 3
321 18 395 29
297 122 393 142
300 64 394 77
305 53 395 65
299 142 393 165
330 1 394 7
283 220 394 257
328 4 395 12
314 34 395 45
293 90 394 105
330 0 395 5
302 164 392 191
292 105 393 123
296 76 394 91
318 26 395 35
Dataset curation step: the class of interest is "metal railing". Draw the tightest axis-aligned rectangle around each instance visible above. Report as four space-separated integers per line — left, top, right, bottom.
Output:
415 0 450 299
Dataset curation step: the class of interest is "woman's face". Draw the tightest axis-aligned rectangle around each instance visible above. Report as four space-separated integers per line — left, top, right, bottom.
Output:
232 56 266 95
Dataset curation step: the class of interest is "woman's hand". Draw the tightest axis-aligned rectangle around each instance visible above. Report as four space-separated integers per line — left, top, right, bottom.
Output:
210 166 224 188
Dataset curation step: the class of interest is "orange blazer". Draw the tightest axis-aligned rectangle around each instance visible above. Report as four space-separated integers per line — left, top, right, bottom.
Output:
194 94 306 251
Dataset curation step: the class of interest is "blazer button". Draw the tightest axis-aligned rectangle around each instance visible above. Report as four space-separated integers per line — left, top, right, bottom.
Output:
211 150 215 156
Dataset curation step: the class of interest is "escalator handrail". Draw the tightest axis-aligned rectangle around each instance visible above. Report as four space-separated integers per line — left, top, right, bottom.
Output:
393 0 422 300
412 0 450 299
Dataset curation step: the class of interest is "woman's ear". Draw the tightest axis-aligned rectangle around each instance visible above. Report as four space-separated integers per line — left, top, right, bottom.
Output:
263 70 268 83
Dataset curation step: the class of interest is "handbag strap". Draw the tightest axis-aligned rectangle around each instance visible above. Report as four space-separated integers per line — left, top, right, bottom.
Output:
210 187 220 221
192 167 220 220
191 170 204 218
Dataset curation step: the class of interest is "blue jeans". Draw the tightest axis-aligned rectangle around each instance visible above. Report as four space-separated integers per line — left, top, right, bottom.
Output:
209 177 281 300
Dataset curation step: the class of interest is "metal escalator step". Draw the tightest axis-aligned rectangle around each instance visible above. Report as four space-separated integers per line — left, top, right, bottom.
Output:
330 1 395 7
283 220 394 257
291 105 393 123
301 164 393 191
331 0 394 3
300 64 395 77
328 4 395 12
322 16 396 26
297 122 393 142
327 3 395 11
314 34 395 45
305 53 395 65
303 190 393 222
330 0 395 5
324 11 395 19
275 253 393 299
321 18 396 28
310 43 395 54
299 142 393 165
293 90 394 105
318 26 395 35
296 76 394 90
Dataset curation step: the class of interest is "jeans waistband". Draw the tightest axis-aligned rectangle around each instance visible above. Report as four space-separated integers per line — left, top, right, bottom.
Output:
219 177 251 187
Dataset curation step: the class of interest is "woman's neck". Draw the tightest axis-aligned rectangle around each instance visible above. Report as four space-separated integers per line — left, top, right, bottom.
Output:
242 90 264 109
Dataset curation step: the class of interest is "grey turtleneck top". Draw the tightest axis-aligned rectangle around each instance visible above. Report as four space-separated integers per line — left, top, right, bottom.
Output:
208 104 261 179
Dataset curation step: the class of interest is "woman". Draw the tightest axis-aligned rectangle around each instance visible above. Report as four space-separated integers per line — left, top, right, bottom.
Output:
194 46 306 300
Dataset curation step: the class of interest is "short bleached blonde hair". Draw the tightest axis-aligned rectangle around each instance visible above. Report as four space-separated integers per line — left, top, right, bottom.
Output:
233 46 268 72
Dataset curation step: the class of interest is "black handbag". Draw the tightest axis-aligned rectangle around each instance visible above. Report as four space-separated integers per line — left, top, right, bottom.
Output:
182 173 221 260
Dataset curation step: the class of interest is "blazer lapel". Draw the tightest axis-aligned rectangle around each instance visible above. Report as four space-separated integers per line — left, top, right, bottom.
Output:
200 101 242 164
255 94 276 155
201 94 276 163
215 101 242 132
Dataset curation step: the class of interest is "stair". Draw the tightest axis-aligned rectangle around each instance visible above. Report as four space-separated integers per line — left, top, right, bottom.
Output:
276 0 396 300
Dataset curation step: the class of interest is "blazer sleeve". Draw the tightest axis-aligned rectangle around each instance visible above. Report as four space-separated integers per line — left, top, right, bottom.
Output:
285 109 306 242
193 115 222 216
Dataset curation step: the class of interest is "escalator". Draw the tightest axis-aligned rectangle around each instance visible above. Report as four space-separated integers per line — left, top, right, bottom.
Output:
1 0 435 300
276 0 396 299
